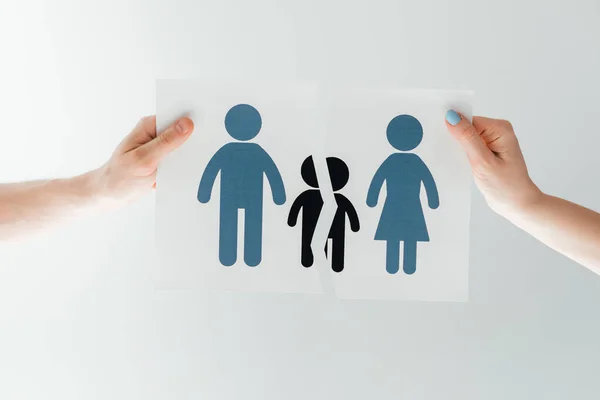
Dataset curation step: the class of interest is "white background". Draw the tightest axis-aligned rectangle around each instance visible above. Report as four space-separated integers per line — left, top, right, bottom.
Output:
1 0 600 399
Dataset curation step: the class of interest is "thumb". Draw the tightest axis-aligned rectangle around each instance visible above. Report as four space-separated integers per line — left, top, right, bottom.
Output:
445 110 494 166
134 117 194 168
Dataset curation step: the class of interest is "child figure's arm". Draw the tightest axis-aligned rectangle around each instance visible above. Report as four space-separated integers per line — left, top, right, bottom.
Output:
287 192 305 227
197 146 225 203
340 195 360 232
420 158 440 209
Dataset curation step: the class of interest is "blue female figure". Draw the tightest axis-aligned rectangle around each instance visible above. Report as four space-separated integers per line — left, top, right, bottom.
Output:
366 114 439 275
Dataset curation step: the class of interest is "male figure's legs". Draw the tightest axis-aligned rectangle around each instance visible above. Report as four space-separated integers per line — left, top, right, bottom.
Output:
244 202 263 266
219 201 238 266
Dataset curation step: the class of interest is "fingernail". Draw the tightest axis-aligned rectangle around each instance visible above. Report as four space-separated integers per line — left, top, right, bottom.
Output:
176 118 190 134
445 110 461 126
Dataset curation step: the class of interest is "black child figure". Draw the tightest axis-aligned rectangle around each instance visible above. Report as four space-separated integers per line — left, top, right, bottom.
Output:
287 156 360 273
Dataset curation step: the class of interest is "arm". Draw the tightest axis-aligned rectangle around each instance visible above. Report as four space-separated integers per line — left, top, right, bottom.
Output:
341 196 360 232
0 116 194 240
261 149 286 205
287 193 305 227
366 161 387 207
419 159 440 209
510 195 600 270
197 147 225 203
0 174 98 240
445 110 600 272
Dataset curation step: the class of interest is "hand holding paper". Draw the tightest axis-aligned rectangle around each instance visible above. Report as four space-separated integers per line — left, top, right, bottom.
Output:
96 115 194 204
446 112 600 272
445 112 540 216
0 115 194 239
155 82 474 300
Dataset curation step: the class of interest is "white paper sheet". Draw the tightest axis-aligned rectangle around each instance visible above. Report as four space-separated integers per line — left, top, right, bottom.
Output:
155 81 472 301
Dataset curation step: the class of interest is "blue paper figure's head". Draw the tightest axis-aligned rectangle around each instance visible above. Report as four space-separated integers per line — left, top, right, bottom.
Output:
225 104 262 141
386 114 423 151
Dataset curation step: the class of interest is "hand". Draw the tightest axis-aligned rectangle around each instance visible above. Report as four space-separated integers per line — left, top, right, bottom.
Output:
445 111 542 217
91 116 194 206
287 216 297 227
366 197 378 208
273 193 286 206
197 190 211 204
428 197 439 210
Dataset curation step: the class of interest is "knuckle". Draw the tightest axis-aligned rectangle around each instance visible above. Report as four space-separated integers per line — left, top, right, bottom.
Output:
479 154 496 170
132 148 147 164
137 157 156 173
136 115 156 129
470 156 494 177
498 119 514 131
461 126 480 143
158 131 174 146
133 148 153 168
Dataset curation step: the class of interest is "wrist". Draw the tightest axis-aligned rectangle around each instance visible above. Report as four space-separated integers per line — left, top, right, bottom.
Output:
70 167 124 212
69 170 104 206
499 187 547 223
84 163 147 209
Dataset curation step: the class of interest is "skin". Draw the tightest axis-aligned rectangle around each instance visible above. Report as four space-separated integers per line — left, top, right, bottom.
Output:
446 113 600 273
0 116 194 239
0 112 598 273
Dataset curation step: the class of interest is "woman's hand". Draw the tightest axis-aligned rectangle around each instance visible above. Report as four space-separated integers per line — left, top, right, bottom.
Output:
444 111 542 218
445 110 600 271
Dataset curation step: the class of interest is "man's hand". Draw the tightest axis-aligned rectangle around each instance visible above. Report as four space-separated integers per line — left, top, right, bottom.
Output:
0 116 194 240
91 116 194 205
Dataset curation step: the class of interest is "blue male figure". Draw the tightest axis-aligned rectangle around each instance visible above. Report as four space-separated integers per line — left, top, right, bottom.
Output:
198 104 286 267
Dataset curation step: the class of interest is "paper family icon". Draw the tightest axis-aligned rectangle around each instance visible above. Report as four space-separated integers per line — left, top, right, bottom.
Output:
197 105 439 275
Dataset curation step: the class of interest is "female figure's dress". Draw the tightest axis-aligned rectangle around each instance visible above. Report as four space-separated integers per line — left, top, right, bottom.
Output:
372 153 431 242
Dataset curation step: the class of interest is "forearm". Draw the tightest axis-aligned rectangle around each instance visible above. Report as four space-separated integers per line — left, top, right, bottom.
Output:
506 193 600 273
0 116 194 241
0 171 101 240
